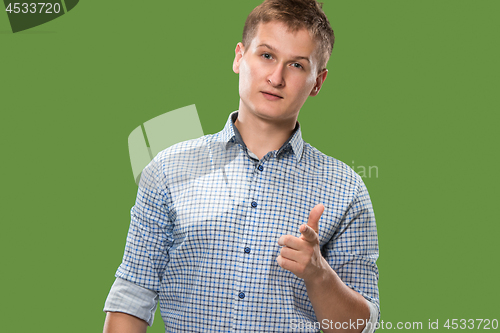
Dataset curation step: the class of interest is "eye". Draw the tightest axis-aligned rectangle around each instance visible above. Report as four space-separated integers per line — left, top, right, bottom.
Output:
262 53 273 60
291 63 303 69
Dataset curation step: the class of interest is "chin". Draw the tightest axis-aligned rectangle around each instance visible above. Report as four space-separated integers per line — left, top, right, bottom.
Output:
257 109 297 124
240 98 295 121
254 106 286 118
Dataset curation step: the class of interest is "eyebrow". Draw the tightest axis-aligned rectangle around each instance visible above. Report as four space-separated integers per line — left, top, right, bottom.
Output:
257 43 311 63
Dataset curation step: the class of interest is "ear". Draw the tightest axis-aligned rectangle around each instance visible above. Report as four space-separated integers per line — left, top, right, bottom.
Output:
309 69 328 96
233 42 245 74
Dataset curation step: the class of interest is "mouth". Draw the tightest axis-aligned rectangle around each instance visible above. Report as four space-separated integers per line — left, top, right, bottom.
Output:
261 91 283 100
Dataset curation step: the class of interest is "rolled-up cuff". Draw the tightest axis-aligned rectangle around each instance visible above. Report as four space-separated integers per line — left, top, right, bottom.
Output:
360 299 380 333
103 277 158 326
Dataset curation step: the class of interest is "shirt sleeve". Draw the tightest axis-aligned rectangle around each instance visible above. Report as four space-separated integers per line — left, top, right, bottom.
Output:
323 175 380 323
115 155 175 291
103 277 158 326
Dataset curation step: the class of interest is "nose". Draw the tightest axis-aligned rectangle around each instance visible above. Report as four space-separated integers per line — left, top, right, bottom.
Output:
267 63 285 88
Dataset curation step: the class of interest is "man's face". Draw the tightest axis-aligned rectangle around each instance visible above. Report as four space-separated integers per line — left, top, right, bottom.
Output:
233 21 327 125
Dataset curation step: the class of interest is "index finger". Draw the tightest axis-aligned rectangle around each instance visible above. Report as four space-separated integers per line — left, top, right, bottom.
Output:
306 203 324 234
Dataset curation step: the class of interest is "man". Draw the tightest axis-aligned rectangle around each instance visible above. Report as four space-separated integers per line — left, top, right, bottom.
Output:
103 1 380 332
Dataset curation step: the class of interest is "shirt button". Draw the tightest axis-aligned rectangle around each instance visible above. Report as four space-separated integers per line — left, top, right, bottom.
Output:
251 201 257 208
238 292 245 299
257 165 264 171
244 247 251 254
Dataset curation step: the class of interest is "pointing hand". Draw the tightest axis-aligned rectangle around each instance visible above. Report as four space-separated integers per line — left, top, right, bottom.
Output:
277 204 326 281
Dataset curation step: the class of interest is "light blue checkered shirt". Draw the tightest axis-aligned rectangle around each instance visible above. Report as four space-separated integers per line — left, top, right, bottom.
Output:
104 112 380 332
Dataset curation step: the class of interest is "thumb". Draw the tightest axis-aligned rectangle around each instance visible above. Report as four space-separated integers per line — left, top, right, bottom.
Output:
307 203 324 234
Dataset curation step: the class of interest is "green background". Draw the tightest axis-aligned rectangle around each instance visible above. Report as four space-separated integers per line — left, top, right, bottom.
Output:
1 1 499 332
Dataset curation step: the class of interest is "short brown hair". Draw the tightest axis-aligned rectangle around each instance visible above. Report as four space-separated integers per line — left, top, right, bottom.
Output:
242 0 335 71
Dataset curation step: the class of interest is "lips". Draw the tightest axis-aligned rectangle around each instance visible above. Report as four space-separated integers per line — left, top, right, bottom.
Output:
261 91 283 100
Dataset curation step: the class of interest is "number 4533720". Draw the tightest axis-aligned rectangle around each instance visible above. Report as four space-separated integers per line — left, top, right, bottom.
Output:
5 3 62 14
444 319 498 329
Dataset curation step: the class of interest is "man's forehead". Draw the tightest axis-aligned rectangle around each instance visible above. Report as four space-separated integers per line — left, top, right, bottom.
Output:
250 21 320 61
252 21 315 45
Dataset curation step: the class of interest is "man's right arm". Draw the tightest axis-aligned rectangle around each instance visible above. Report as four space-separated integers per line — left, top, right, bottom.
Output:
103 277 159 330
103 312 147 333
103 156 171 331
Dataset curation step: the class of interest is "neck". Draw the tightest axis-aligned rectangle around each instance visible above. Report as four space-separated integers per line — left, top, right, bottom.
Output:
234 110 296 160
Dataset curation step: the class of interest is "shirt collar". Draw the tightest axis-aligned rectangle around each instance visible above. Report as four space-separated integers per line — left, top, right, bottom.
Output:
220 111 304 163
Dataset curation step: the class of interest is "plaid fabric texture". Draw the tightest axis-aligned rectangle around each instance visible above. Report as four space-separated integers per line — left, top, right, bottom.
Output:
113 112 380 332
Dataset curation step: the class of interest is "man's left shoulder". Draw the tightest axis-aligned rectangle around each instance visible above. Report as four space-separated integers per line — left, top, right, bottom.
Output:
301 142 362 186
